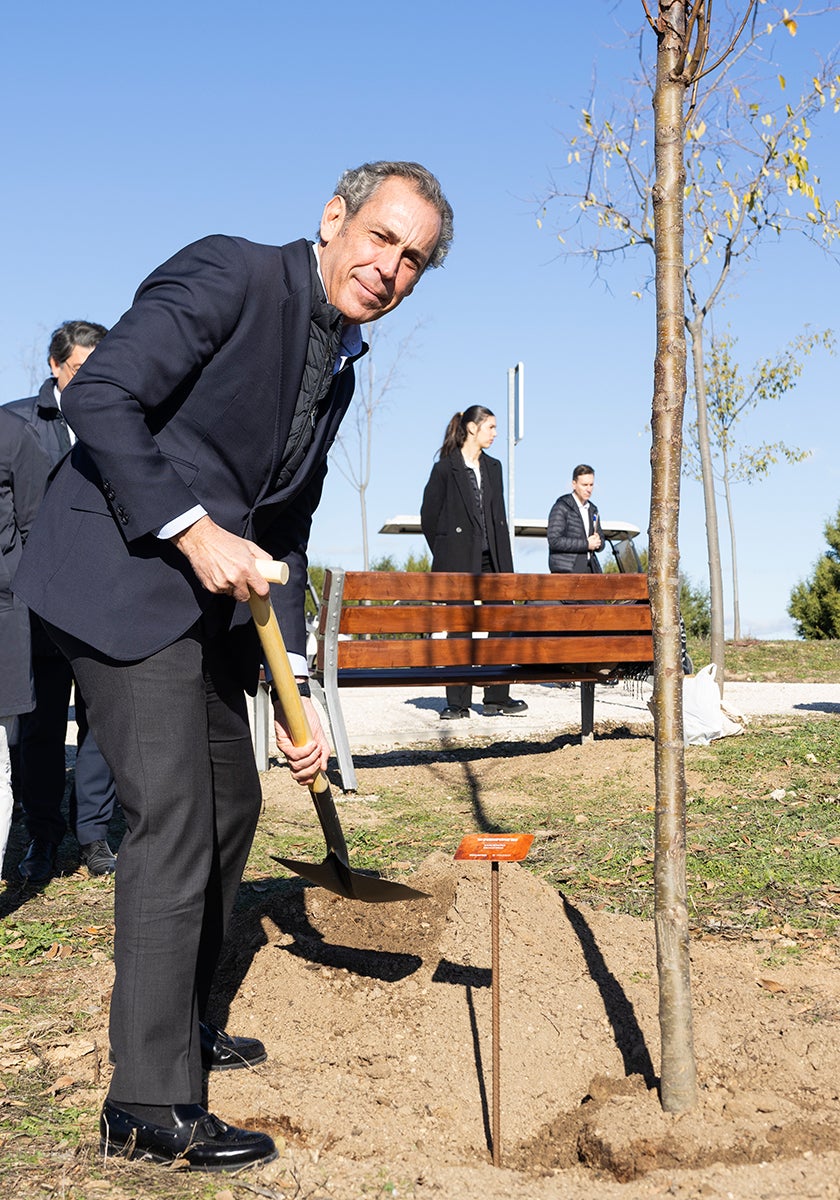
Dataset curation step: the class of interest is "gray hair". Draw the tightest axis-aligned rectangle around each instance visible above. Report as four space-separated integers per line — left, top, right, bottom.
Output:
328 160 453 270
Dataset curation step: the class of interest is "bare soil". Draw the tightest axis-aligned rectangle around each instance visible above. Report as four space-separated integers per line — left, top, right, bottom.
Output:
10 735 840 1200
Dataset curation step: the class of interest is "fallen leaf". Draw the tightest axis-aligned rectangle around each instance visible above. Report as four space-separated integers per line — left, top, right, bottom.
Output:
3 940 26 952
758 978 786 994
48 1075 75 1094
0 1003 21 1013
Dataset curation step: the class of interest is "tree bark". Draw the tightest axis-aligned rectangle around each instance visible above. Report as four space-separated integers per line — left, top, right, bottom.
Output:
649 0 697 1113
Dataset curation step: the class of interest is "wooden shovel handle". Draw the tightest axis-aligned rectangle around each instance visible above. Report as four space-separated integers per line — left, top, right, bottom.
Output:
248 560 328 793
254 558 290 585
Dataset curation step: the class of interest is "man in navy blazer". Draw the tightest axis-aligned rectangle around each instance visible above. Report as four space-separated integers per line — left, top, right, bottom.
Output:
15 160 453 1172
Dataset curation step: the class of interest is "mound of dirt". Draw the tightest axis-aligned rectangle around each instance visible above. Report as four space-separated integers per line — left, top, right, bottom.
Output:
194 848 840 1200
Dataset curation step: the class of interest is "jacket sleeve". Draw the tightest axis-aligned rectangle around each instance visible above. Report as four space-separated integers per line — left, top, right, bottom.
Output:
60 236 250 541
420 461 444 551
547 497 587 554
11 419 51 541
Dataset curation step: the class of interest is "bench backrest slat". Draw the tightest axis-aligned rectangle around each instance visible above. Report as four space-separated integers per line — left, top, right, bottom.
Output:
336 571 648 604
336 634 655 670
337 603 653 636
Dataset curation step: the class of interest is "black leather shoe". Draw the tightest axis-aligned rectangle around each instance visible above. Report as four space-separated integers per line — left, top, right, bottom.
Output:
99 1100 277 1171
80 839 117 876
200 1021 267 1071
108 1022 267 1072
440 706 470 720
18 839 59 882
482 698 529 716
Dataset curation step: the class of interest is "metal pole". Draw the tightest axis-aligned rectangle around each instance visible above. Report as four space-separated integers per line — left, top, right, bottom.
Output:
491 860 501 1167
507 367 515 552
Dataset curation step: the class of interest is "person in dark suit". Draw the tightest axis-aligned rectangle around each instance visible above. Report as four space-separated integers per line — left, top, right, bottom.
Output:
547 463 605 575
0 406 50 873
421 405 528 720
6 321 120 881
14 160 452 1173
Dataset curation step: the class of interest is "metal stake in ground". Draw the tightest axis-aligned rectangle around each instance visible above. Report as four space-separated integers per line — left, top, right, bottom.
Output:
454 833 534 1168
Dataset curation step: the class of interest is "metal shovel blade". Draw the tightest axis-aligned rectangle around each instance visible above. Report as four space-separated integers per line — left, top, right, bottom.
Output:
273 852 428 902
249 572 427 904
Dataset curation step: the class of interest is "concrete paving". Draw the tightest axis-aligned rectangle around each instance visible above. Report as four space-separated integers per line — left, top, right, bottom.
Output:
313 679 840 754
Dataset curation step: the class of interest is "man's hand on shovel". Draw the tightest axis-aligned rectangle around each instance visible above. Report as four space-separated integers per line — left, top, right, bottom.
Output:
171 521 328 784
170 515 271 601
273 701 330 786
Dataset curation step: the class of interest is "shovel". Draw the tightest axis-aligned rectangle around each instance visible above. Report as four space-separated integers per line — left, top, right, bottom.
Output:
249 561 426 903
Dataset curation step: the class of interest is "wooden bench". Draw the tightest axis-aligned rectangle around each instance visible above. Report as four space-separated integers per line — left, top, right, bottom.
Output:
310 570 654 792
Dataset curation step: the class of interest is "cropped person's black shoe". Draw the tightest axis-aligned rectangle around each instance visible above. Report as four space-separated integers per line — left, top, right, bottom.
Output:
482 699 529 716
99 1100 277 1171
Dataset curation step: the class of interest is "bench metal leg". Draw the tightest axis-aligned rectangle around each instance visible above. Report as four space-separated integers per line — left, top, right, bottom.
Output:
311 675 357 794
247 679 272 772
580 681 595 743
315 568 358 794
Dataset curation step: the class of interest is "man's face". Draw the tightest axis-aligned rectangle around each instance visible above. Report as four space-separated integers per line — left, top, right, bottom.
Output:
50 344 94 393
318 176 442 324
572 473 595 504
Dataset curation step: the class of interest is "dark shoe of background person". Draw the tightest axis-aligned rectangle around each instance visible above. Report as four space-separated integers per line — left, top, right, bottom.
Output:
17 839 59 882
200 1022 267 1071
482 699 529 716
80 840 117 876
99 1100 277 1171
108 1022 268 1072
439 706 470 720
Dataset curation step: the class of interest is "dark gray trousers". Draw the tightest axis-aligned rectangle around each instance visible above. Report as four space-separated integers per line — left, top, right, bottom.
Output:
48 621 261 1104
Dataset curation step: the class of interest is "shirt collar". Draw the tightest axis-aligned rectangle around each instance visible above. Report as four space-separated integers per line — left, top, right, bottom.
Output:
311 242 363 367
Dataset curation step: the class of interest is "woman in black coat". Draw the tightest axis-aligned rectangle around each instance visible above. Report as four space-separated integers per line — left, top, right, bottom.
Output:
420 405 528 720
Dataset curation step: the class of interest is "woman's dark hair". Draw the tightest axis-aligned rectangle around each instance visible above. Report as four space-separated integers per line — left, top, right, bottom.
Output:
438 405 495 459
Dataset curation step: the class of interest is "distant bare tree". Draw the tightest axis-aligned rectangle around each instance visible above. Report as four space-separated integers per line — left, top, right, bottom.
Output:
331 320 422 569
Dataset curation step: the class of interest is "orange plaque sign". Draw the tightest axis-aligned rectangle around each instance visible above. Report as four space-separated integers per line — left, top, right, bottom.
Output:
454 834 534 862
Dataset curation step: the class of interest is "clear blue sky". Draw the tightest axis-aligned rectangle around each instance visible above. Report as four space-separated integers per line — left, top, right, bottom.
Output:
3 1 839 637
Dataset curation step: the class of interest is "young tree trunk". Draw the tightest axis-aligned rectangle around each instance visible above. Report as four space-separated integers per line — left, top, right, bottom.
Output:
360 481 370 571
721 443 741 641
649 0 697 1114
687 312 726 689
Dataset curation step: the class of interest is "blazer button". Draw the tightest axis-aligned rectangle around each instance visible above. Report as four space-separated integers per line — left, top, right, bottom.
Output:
455 526 462 533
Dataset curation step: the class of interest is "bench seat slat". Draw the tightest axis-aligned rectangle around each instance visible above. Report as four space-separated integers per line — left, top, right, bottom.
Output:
330 665 647 687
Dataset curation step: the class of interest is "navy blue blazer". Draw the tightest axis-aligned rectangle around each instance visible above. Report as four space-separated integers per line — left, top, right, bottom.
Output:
14 235 359 676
